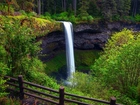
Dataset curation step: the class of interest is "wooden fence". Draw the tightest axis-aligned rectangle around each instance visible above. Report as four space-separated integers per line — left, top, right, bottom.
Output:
4 75 121 105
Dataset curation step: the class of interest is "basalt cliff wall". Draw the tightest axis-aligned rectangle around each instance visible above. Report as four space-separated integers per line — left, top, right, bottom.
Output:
39 22 140 60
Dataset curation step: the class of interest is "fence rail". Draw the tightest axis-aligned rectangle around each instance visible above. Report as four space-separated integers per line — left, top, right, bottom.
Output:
4 75 121 105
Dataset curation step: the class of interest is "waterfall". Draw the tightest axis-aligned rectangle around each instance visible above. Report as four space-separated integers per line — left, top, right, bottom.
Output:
62 22 75 80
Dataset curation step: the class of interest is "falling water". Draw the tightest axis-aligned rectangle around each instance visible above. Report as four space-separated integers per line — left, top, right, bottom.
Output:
62 22 75 80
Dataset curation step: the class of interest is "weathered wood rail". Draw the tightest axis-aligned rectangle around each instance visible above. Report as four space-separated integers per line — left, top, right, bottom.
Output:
4 75 121 105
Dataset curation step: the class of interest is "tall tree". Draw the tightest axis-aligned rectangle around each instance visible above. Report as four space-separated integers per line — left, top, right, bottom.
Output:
78 0 89 16
73 0 77 15
62 0 66 11
123 0 131 16
115 0 124 17
101 0 117 21
16 0 35 12
37 0 41 15
131 0 138 16
88 0 101 17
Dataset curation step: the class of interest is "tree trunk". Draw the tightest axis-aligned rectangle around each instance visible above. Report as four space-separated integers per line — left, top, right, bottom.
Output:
73 0 77 15
38 0 41 15
132 0 137 16
62 0 66 11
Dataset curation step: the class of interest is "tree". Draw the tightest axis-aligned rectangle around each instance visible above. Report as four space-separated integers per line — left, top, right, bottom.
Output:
101 0 117 21
123 0 131 16
73 0 77 15
78 0 89 17
62 0 66 11
88 0 101 17
131 0 138 16
37 0 41 15
115 0 124 17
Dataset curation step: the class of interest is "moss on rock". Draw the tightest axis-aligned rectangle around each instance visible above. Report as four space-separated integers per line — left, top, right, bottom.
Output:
0 15 62 37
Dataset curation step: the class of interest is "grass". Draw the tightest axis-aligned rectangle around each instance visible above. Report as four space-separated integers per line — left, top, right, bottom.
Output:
0 97 20 105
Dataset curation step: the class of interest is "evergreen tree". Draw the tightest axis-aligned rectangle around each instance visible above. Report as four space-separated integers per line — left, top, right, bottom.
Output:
88 0 101 17
123 0 131 16
73 0 77 15
115 0 124 17
78 0 89 17
131 0 139 16
101 0 117 21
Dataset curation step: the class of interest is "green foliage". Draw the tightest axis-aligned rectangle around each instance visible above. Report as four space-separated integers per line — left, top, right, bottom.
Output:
88 0 101 17
0 46 9 97
0 3 14 15
112 15 121 21
26 69 60 89
68 72 123 103
0 19 44 76
135 14 140 22
52 12 69 21
91 29 140 103
19 10 37 17
87 15 94 23
0 97 20 105
101 0 117 21
78 0 89 17
0 63 8 97
69 15 77 23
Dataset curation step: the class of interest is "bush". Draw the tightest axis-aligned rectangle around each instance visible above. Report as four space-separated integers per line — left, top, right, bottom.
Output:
0 20 44 76
91 29 140 103
0 97 20 105
135 14 140 22
19 10 27 15
69 15 76 23
0 3 14 15
112 15 120 21
52 12 69 21
0 46 9 97
87 15 94 23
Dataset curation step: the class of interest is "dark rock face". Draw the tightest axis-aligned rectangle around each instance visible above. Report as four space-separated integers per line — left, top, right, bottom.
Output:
39 22 140 59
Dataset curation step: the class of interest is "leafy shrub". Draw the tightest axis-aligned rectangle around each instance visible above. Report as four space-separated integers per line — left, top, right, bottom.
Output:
52 12 69 21
81 16 88 21
91 29 140 103
27 11 37 17
44 12 51 17
135 14 140 22
59 12 68 17
87 15 94 23
69 15 76 23
68 72 122 101
0 97 20 105
0 46 9 97
112 15 120 21
0 3 14 15
0 20 44 76
19 10 27 15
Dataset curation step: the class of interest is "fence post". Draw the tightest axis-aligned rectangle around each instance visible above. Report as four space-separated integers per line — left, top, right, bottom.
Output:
59 86 64 105
110 97 116 105
18 75 24 100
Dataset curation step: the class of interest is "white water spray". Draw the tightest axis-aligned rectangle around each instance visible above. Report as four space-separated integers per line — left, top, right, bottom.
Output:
62 22 75 80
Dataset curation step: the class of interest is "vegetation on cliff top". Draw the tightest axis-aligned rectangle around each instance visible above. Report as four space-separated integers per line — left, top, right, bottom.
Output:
0 15 61 37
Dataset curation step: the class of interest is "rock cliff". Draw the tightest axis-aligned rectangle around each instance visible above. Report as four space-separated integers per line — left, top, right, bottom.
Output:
39 22 140 60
